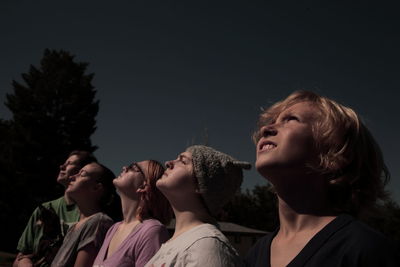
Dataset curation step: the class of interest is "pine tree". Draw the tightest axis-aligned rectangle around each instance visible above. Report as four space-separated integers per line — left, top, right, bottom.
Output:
0 49 98 252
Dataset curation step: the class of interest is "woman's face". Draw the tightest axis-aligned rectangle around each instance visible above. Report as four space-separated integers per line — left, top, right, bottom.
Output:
66 163 102 201
156 152 197 196
113 161 149 196
256 101 320 180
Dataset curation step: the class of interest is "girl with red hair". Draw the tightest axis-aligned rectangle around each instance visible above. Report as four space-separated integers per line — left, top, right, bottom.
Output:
93 160 173 267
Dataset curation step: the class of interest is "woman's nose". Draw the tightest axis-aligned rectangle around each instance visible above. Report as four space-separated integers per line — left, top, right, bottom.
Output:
165 160 174 169
69 174 77 181
261 124 278 137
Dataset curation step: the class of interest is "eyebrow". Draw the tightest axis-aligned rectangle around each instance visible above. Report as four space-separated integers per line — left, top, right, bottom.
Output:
279 111 294 119
178 154 191 161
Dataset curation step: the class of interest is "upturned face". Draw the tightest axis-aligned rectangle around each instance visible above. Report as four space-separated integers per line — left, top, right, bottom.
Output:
256 101 320 181
156 152 197 196
113 161 149 197
57 155 81 187
66 163 103 202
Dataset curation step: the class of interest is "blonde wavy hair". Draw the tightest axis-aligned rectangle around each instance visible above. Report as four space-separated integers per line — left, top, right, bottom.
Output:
253 91 390 216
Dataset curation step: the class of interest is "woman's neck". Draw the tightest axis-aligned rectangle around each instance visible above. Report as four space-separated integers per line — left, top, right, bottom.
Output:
272 171 335 213
270 171 337 234
120 195 140 223
77 202 101 220
277 196 336 235
172 207 215 240
63 191 74 205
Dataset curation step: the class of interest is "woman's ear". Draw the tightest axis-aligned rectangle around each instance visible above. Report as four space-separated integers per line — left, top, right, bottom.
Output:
136 183 148 193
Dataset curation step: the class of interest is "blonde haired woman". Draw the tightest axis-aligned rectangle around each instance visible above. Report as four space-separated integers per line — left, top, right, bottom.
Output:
246 91 399 267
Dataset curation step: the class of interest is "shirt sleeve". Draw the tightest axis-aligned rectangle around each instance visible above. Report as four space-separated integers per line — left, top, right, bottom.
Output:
135 224 170 267
180 237 244 267
77 215 113 252
17 206 42 254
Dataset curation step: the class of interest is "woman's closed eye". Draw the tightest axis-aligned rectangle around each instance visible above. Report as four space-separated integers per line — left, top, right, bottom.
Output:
283 115 299 122
178 155 189 164
79 170 89 177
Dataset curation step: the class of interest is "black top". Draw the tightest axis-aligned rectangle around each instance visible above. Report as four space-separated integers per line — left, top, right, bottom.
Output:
245 214 400 267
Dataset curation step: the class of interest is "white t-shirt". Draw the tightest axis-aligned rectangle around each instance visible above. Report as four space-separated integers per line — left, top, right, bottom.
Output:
145 223 243 267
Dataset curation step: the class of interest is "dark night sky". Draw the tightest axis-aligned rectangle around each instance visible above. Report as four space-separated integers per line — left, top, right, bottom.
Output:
1 1 399 203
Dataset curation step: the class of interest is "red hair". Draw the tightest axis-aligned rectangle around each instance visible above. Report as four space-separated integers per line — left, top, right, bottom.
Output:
136 160 173 225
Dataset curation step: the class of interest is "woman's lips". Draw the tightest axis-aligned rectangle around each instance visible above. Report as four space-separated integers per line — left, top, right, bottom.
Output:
258 140 277 152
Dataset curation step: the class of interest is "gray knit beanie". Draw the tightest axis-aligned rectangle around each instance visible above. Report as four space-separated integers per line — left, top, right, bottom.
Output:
186 145 251 217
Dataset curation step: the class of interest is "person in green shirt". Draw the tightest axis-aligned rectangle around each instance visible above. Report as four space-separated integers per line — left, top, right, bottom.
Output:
13 150 97 267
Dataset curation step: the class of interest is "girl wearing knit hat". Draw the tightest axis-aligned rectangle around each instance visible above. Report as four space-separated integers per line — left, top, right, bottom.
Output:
145 145 251 267
245 91 399 267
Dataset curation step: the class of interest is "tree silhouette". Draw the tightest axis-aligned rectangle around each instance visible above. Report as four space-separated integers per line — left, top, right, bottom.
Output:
219 184 279 232
0 49 98 252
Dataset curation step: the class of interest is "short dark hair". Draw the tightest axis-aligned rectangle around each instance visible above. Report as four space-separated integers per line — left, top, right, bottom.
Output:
136 160 173 225
92 163 122 221
68 150 97 168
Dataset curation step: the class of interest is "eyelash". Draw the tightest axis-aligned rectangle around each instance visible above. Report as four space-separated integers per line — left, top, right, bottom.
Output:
284 115 298 122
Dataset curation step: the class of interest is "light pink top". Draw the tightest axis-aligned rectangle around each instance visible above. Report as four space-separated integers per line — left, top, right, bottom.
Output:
93 219 170 267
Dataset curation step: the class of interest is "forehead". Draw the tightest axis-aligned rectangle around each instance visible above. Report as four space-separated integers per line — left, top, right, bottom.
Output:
82 163 100 174
66 154 80 163
137 160 149 168
180 151 193 160
136 160 149 172
279 101 320 120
